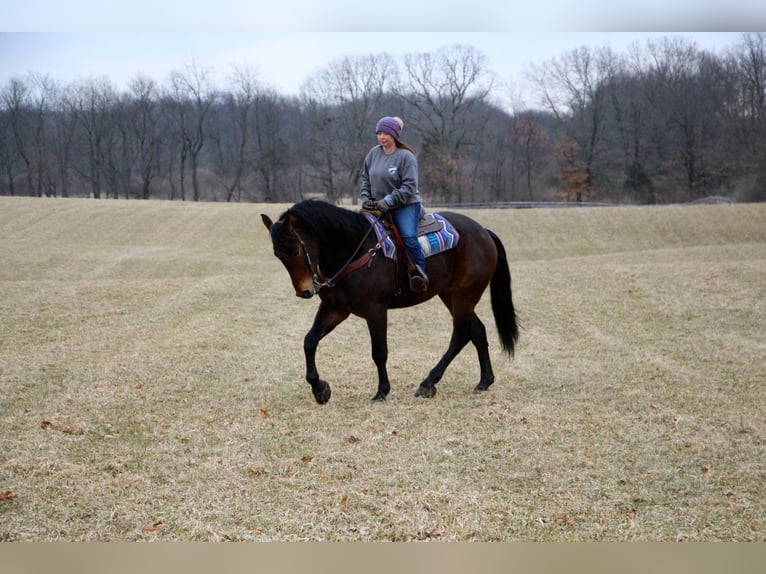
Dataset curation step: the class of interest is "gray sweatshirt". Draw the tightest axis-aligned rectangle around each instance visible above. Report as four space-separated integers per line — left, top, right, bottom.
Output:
360 145 421 208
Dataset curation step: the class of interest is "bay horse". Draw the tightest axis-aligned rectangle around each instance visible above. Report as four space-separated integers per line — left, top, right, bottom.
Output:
261 199 519 403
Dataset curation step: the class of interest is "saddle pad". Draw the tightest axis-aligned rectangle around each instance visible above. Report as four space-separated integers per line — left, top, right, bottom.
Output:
363 212 459 260
418 214 460 257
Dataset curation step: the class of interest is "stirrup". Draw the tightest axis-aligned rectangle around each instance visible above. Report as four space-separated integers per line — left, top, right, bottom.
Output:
409 266 429 293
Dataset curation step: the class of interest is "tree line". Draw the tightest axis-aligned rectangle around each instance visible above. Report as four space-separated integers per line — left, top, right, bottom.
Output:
1 33 765 205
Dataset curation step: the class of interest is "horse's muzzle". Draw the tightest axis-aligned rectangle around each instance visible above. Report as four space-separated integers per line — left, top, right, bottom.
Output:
297 289 314 299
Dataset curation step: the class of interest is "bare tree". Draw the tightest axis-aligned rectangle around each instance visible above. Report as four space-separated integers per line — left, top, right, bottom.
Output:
2 77 37 195
400 44 494 203
251 89 292 202
515 115 551 202
46 83 77 198
604 45 658 203
635 37 732 201
728 32 766 199
167 61 217 201
70 76 118 199
0 104 15 195
212 66 260 202
126 74 160 200
103 93 139 199
530 45 614 202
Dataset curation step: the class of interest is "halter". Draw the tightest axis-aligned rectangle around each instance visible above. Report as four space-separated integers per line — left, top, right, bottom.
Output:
294 215 381 291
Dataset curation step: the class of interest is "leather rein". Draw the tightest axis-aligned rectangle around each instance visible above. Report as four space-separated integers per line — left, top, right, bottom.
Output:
294 213 383 291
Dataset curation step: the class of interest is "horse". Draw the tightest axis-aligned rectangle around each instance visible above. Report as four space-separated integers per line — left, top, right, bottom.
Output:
260 199 519 404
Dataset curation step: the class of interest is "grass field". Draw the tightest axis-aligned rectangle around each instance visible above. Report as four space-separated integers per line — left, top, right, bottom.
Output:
0 196 764 541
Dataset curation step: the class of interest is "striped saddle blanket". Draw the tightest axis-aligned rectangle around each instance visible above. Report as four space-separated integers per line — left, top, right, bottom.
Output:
362 212 460 260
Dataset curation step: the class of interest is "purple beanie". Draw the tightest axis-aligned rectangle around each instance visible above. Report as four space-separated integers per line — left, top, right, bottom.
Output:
375 116 403 141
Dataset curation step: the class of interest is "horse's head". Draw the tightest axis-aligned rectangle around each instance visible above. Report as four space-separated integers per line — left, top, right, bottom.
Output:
261 212 320 299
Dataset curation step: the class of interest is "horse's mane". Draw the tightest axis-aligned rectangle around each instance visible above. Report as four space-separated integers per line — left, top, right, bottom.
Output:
283 199 369 246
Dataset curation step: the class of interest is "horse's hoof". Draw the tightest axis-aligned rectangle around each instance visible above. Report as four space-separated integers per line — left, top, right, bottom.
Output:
473 383 491 394
312 381 331 404
371 393 387 402
414 384 436 398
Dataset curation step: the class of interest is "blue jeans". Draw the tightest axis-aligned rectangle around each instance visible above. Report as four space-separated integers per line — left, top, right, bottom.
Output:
391 202 425 270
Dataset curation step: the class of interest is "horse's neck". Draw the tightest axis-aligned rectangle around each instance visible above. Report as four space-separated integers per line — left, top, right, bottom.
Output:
319 224 372 272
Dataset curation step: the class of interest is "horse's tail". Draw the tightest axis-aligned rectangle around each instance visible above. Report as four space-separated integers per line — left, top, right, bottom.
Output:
487 228 519 357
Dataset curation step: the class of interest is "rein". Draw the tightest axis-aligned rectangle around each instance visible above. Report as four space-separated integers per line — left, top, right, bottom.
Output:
295 213 382 291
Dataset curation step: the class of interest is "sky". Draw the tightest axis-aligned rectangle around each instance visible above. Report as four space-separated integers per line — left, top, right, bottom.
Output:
0 33 749 104
1 1 763 107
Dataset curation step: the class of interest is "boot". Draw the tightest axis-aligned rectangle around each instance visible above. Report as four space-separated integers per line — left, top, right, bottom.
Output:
409 264 429 293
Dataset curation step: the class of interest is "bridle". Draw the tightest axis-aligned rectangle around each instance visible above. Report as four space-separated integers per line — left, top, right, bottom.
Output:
293 215 382 292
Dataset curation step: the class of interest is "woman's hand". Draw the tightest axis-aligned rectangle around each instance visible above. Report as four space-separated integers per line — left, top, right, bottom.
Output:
362 199 378 211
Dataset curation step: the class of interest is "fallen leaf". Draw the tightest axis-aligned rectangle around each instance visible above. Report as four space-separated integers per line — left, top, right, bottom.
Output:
0 490 16 502
141 520 164 532
340 495 348 506
259 408 271 418
39 420 84 435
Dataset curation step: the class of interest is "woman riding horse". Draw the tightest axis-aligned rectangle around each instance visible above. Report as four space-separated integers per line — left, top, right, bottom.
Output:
261 199 519 404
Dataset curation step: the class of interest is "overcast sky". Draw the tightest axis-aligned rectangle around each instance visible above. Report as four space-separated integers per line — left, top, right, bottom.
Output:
1 1 763 106
0 33 748 103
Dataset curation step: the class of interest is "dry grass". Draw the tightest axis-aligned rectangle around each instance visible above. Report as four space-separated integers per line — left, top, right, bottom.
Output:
0 197 764 541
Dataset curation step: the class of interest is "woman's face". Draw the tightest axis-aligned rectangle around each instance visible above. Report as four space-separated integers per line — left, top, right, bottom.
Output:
376 131 395 148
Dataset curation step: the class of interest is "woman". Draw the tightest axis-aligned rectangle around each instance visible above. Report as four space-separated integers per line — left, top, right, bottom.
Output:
360 116 429 293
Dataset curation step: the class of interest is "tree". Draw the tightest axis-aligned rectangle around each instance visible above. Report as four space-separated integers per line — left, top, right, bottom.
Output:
530 45 613 202
400 44 494 203
727 32 766 200
2 78 37 194
607 46 657 203
250 90 291 202
70 76 118 199
167 61 217 201
514 115 551 202
212 66 259 202
636 37 731 201
555 137 595 202
48 83 78 198
127 74 160 200
0 99 17 195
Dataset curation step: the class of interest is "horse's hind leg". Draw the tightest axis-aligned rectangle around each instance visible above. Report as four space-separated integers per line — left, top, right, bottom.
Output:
414 313 494 397
469 313 495 393
414 319 472 398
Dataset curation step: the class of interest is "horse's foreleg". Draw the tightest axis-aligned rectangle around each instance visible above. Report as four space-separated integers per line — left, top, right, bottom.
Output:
304 302 349 404
365 309 390 401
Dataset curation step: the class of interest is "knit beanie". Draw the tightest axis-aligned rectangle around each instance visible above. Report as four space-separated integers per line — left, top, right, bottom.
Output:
375 116 404 141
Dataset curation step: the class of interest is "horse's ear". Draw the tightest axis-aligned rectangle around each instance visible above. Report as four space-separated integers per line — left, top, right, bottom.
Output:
261 214 273 231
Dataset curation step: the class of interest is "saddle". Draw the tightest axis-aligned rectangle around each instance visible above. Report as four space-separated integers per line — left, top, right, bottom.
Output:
362 211 460 260
415 213 446 236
